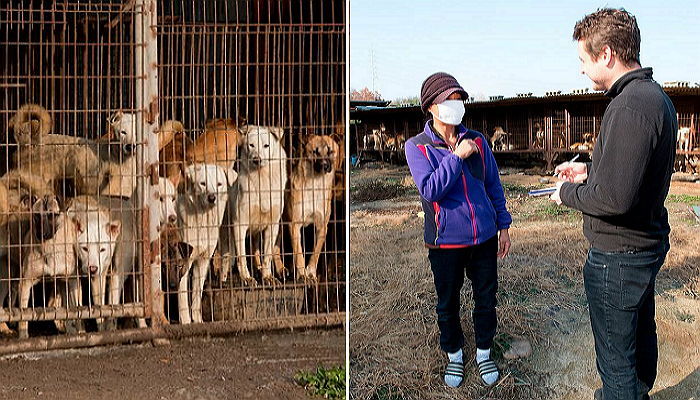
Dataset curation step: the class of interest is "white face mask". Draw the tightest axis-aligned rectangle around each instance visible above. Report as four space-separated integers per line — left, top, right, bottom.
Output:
433 99 465 125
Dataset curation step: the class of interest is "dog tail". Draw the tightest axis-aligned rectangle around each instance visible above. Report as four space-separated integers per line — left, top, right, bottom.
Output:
158 119 184 150
10 103 53 144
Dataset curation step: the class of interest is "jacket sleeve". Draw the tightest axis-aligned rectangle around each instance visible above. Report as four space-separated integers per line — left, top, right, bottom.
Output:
405 140 463 202
560 106 655 216
481 137 512 230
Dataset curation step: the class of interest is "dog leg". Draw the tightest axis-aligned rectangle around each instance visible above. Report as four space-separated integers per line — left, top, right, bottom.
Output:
306 213 331 284
289 221 306 282
177 258 194 324
190 258 209 324
0 260 15 335
261 224 281 285
106 270 127 331
18 277 38 339
234 225 255 286
48 292 67 333
64 278 85 334
91 272 107 331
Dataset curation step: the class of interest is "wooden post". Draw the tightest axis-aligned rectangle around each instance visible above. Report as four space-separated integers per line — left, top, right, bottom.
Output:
134 0 163 329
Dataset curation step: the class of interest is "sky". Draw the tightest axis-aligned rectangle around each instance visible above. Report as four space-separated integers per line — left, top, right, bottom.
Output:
349 0 700 101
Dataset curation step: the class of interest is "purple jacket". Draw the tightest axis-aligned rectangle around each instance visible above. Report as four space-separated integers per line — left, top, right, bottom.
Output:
405 121 512 248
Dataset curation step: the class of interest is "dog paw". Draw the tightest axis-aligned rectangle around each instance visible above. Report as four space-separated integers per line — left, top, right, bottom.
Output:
241 277 258 287
262 275 281 286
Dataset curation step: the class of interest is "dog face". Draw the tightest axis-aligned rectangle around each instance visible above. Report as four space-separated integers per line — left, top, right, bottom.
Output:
30 195 62 241
184 164 235 208
69 203 121 276
240 125 285 169
108 111 138 156
158 177 178 228
164 241 193 290
305 135 339 174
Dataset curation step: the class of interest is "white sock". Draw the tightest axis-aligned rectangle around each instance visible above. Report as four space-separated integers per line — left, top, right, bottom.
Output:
444 349 463 388
476 348 499 385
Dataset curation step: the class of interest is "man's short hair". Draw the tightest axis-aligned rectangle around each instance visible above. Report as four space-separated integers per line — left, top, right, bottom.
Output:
573 8 640 66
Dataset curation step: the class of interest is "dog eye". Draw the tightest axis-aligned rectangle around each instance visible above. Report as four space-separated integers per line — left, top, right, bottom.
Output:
120 131 127 136
217 183 222 187
100 248 106 253
249 144 254 148
200 182 206 186
263 144 270 148
81 247 88 252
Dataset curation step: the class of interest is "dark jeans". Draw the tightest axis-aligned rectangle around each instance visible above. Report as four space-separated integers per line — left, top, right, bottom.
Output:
428 236 498 353
584 239 669 400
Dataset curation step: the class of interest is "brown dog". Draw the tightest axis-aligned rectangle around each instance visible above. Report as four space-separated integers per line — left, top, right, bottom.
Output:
158 119 192 187
186 118 245 168
277 134 340 283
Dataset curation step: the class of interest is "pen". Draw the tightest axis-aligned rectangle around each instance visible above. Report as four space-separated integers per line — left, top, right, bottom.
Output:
553 154 580 176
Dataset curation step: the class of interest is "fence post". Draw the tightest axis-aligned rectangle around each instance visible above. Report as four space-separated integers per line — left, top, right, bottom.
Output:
135 0 163 328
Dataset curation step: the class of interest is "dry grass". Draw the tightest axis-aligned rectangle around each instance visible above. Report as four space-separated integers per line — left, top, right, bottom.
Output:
349 168 700 400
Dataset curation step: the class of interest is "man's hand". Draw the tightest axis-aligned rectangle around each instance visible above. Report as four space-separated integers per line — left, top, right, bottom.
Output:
497 228 511 259
554 161 588 183
454 139 479 159
550 180 565 205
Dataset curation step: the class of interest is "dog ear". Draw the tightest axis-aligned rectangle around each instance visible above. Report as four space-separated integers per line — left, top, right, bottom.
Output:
176 242 194 260
107 220 122 239
269 126 285 141
225 167 238 186
72 217 83 234
108 111 123 126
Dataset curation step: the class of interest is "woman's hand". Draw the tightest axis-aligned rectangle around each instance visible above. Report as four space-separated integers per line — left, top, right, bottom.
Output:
454 139 479 159
497 228 511 259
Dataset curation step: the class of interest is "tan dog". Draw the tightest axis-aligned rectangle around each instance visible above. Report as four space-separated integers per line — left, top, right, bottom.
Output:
277 134 340 283
532 123 545 149
16 197 81 339
491 127 509 151
158 120 192 187
570 133 597 151
98 112 140 197
10 105 105 196
186 118 244 168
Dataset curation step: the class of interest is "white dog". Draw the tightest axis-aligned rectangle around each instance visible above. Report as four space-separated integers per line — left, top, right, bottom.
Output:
176 163 235 324
219 125 288 286
97 177 177 329
99 111 139 197
66 196 122 329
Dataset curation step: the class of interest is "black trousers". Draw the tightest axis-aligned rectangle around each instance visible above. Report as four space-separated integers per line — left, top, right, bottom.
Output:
428 235 498 353
584 239 669 400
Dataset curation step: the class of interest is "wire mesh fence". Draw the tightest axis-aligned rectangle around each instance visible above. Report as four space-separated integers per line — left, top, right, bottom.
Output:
0 0 346 352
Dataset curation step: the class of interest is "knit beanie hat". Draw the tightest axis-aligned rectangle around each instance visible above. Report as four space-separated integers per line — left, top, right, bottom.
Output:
420 72 468 114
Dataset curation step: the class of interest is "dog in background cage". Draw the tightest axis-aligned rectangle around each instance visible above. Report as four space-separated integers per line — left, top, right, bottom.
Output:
532 122 545 149
175 163 236 324
273 134 340 284
490 127 510 151
570 133 597 151
218 125 288 286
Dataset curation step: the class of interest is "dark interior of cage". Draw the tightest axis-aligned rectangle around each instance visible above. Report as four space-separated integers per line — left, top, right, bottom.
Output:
0 1 345 336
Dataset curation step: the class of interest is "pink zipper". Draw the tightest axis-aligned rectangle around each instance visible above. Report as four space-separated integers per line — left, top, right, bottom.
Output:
461 174 478 244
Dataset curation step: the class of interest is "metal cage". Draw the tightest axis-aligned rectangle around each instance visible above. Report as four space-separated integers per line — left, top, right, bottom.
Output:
0 0 345 354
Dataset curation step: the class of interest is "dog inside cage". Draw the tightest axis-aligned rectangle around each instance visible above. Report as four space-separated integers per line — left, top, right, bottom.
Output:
0 0 346 343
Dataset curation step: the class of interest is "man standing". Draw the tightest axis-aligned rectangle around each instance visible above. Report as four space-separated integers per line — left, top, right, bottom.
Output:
550 8 677 400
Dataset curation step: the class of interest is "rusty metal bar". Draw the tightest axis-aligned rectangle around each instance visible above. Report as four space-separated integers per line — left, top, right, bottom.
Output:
0 304 145 323
0 313 345 357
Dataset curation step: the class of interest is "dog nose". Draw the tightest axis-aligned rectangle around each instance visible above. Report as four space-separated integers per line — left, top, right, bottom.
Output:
123 144 135 154
169 280 177 289
207 194 217 204
89 265 98 275
168 214 177 224
323 160 332 173
251 158 261 167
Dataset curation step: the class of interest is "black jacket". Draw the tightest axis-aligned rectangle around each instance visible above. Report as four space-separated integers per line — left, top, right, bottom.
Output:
560 68 677 251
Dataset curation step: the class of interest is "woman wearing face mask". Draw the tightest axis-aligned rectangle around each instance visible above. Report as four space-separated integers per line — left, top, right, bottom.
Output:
404 72 512 388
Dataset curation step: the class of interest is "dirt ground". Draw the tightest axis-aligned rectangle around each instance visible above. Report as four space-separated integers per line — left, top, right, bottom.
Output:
349 164 700 400
0 328 345 400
